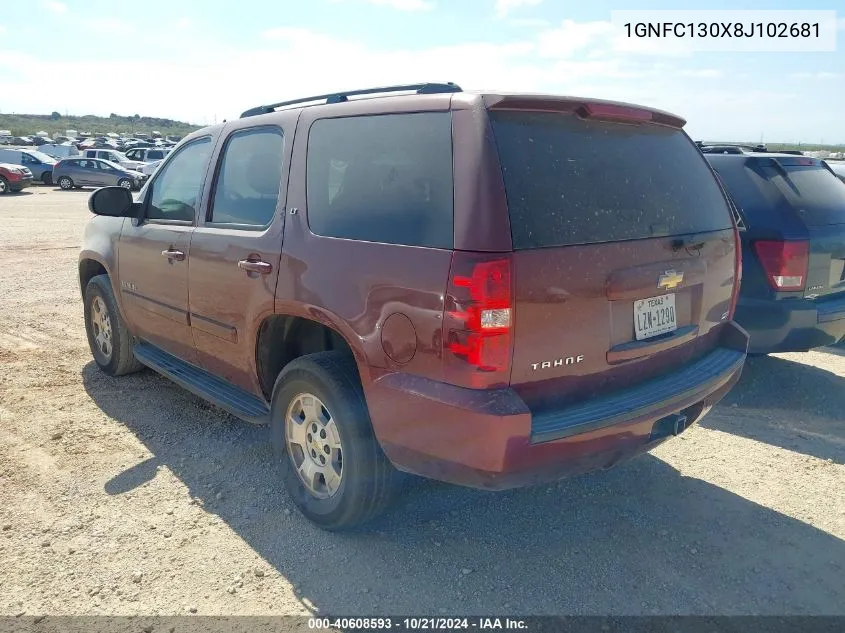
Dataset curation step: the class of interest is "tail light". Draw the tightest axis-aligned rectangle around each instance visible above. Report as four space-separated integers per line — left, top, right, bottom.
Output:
753 240 809 292
444 253 513 389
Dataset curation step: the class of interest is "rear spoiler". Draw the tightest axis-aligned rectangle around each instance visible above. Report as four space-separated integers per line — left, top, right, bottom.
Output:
482 94 686 128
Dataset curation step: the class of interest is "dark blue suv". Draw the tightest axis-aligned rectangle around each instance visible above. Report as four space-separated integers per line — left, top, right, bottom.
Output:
706 152 845 354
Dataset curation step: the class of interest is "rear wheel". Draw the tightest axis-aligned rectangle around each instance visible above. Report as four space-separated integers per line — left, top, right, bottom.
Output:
270 351 401 531
83 274 143 376
58 176 74 190
41 172 52 186
0 176 8 194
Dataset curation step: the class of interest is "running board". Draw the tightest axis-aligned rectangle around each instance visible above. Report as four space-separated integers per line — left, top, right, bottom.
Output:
134 342 270 425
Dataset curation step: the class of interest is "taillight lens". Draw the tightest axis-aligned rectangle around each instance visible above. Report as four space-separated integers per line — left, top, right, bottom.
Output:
444 254 513 388
753 240 809 292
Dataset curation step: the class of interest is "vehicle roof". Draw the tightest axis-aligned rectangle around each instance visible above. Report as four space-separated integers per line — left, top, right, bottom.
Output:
183 91 687 143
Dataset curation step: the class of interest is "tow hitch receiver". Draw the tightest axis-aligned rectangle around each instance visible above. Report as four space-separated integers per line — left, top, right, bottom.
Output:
650 413 689 441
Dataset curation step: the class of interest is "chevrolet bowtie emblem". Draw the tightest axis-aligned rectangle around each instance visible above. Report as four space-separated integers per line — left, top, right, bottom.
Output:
658 270 684 290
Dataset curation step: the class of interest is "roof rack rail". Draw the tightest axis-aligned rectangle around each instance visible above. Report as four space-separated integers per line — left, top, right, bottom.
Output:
696 141 768 153
240 82 463 118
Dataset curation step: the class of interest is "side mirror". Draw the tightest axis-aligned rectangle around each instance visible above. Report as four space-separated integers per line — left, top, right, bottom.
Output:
88 186 135 217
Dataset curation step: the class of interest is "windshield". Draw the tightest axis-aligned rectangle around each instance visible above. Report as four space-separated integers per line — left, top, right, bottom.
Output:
27 150 56 164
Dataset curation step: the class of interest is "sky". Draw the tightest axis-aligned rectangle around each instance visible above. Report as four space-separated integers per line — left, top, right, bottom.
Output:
0 0 843 143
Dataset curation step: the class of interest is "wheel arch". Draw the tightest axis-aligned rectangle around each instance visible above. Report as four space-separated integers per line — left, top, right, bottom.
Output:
255 313 363 401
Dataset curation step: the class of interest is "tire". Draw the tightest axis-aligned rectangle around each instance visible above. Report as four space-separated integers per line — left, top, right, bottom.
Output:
270 351 400 530
41 172 52 186
83 274 143 376
58 176 74 190
117 178 132 190
0 176 8 194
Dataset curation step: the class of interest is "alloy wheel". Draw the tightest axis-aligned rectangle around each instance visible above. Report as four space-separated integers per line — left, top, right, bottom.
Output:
285 393 343 499
90 296 113 360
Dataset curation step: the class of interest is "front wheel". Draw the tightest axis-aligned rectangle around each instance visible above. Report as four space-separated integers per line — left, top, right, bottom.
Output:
58 176 74 190
41 172 52 186
83 275 143 376
117 178 132 190
0 176 8 194
270 351 401 531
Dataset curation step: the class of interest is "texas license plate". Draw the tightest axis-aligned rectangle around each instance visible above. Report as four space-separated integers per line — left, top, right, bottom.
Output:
634 293 677 341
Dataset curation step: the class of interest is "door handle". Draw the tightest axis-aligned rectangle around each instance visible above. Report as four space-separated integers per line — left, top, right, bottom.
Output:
161 248 185 261
238 259 272 274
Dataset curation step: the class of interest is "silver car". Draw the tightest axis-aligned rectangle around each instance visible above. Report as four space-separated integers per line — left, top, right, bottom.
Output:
52 158 147 191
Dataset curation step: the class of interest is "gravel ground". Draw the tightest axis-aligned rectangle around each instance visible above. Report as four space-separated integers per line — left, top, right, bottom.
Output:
0 186 843 617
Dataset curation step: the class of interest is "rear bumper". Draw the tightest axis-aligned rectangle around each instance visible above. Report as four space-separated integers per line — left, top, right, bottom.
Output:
365 321 748 490
735 295 845 353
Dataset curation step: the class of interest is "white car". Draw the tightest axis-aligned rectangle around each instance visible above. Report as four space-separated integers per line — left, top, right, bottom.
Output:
137 160 162 176
83 149 145 171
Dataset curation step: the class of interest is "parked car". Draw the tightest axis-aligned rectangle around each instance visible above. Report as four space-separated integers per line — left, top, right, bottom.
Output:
79 83 747 530
53 157 146 191
707 153 845 354
124 147 171 163
31 136 53 146
136 159 162 176
39 143 81 160
83 149 144 171
0 148 57 184
11 136 34 146
0 162 34 193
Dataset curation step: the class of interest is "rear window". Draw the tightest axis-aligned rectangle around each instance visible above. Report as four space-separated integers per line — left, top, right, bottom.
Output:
489 111 733 249
306 112 454 249
761 162 845 226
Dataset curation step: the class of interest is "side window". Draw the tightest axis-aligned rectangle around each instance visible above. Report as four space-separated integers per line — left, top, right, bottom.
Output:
305 113 454 249
126 149 138 160
209 127 284 227
148 150 164 160
146 137 212 223
21 153 37 165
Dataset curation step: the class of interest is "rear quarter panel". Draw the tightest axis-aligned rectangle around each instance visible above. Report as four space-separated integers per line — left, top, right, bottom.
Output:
276 97 455 382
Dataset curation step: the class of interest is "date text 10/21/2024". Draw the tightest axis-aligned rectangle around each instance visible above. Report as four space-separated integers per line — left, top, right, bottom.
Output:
307 617 529 630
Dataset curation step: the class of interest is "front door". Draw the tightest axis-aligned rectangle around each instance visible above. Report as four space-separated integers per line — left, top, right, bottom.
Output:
187 121 292 395
117 136 215 365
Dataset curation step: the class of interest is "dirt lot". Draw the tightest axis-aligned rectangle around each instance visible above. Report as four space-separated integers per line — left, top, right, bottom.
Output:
0 186 843 617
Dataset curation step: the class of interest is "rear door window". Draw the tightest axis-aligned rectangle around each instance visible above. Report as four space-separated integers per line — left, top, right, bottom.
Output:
489 111 733 249
306 112 454 249
209 127 284 227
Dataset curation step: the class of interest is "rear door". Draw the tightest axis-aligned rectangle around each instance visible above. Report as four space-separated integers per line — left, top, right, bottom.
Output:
488 108 738 408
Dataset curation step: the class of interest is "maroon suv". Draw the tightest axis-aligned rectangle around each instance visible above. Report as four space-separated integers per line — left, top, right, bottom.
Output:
80 82 748 530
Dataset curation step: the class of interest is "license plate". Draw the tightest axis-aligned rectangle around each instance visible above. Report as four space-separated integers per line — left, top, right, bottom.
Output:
634 293 677 341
